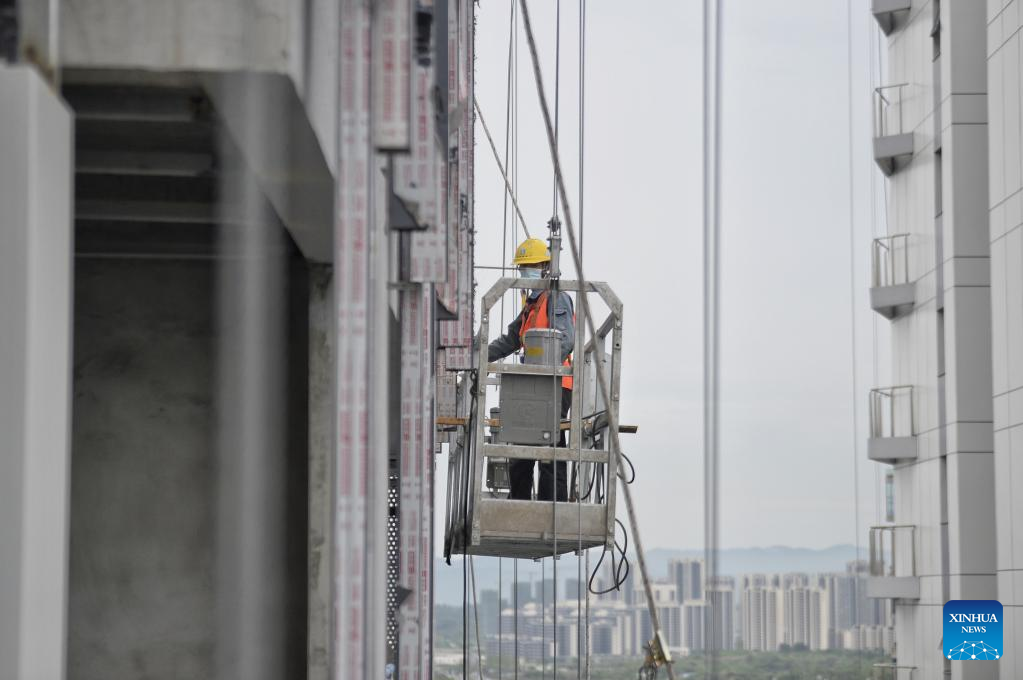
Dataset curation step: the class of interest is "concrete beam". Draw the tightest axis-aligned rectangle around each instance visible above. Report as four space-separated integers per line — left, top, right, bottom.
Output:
0 64 74 680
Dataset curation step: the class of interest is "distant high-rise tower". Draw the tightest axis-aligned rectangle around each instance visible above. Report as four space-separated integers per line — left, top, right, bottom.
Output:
706 584 735 651
741 587 781 652
668 558 703 603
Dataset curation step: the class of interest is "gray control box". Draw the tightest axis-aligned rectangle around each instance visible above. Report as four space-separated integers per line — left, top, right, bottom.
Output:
496 373 560 445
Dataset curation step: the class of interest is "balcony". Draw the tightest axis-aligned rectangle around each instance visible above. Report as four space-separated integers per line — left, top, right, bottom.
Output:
868 386 916 464
873 84 914 176
867 525 919 600
871 0 912 36
872 663 917 680
870 235 915 319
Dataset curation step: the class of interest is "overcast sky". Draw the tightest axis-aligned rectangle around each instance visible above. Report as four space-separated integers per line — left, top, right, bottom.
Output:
438 0 892 553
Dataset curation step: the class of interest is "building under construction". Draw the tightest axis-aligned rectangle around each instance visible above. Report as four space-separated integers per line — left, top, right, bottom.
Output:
14 1 1023 679
1 1 671 678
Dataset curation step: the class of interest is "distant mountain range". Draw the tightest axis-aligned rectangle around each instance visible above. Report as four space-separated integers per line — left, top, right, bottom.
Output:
434 544 863 606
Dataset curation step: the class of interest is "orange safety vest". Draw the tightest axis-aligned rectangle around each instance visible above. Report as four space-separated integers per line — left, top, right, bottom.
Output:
519 291 574 390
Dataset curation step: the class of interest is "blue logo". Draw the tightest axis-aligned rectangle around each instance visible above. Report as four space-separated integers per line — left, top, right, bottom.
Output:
943 600 1003 660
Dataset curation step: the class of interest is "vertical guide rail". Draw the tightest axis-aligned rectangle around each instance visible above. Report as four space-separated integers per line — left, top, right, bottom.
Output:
419 281 435 677
399 289 424 679
394 0 440 672
334 1 385 677
702 0 723 676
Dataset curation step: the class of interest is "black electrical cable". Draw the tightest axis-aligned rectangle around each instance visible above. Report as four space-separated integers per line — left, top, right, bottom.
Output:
587 519 631 596
619 451 636 485
579 451 632 501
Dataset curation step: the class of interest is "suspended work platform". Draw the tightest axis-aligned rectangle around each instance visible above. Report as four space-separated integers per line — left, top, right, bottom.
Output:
444 277 625 561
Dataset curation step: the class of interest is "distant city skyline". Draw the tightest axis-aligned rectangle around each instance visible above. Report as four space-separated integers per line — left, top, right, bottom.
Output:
435 543 863 606
461 556 890 659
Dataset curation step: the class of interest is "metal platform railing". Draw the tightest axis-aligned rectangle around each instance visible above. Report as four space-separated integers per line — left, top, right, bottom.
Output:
873 83 909 138
869 525 916 579
443 276 624 560
872 234 911 288
869 385 915 439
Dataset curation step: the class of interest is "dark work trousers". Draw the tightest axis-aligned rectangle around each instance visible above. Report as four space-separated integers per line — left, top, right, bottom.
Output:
509 386 572 501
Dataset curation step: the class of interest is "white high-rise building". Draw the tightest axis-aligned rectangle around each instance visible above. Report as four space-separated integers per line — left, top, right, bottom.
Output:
706 584 736 651
669 558 704 603
867 0 1023 677
681 601 707 652
742 587 782 651
987 2 1023 678
808 587 831 651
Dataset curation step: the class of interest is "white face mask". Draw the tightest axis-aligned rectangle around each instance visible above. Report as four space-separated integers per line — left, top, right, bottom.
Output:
518 267 543 280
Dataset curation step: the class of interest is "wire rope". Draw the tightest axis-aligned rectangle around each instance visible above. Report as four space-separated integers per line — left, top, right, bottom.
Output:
541 559 546 680
702 0 723 676
513 8 521 677
845 3 864 679
550 5 562 680
517 2 676 677
498 557 503 679
498 6 516 672
514 559 519 680
501 0 516 331
469 556 485 680
576 4 588 676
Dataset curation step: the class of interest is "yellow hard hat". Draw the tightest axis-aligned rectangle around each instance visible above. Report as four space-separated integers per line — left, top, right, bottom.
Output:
512 237 550 265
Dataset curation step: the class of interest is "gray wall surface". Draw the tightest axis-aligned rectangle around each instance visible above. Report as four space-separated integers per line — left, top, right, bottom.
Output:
69 259 218 678
307 265 333 680
988 1 1023 677
68 255 310 679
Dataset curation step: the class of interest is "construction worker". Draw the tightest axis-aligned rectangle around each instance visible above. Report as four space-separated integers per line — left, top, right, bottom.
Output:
488 237 574 502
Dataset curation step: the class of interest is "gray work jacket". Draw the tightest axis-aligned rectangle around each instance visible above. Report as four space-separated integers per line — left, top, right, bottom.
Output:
488 290 575 362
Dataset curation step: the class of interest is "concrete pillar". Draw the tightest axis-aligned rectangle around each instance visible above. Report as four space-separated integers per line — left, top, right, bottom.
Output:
307 264 333 680
0 64 74 680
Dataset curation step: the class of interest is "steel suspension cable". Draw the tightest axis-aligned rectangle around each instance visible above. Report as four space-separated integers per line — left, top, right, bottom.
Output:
702 0 723 676
579 23 590 680
578 0 586 268
498 6 516 672
498 558 503 678
576 1 588 677
541 560 546 679
518 2 676 677
552 0 562 217
469 556 485 680
550 5 562 680
845 3 863 679
501 0 516 331
514 559 519 680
